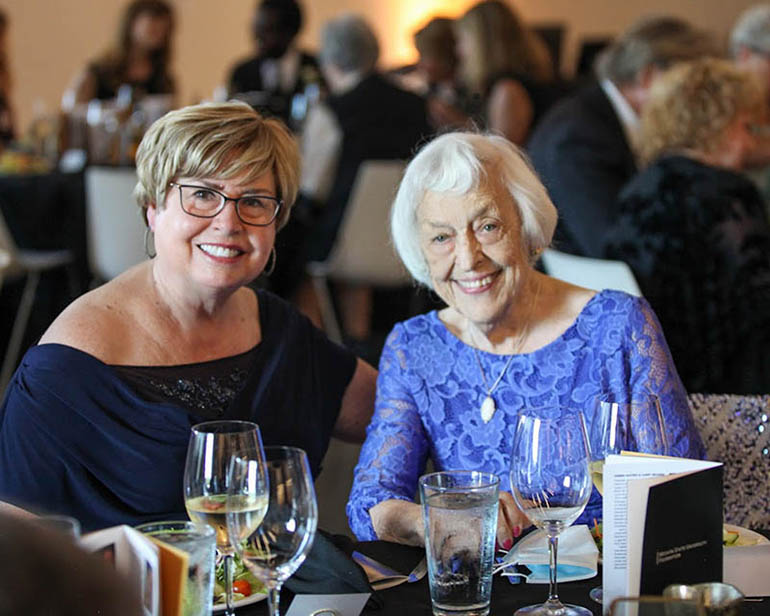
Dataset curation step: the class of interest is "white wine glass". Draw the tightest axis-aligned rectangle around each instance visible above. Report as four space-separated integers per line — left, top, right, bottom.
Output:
183 420 264 616
587 394 669 603
228 446 318 616
510 407 593 616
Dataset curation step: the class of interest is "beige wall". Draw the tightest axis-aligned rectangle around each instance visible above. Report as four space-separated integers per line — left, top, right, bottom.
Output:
2 0 759 134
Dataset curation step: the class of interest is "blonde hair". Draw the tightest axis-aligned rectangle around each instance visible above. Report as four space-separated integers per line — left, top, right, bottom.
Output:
639 58 763 164
134 101 300 229
456 0 552 94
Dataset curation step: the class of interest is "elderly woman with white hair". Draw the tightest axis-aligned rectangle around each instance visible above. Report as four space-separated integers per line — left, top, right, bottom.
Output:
346 132 705 547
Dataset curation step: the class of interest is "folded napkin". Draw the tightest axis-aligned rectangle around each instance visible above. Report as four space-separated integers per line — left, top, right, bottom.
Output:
285 531 383 609
723 543 770 597
496 524 599 584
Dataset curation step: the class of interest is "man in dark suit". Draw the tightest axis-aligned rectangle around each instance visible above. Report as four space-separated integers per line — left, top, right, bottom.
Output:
227 0 323 127
527 17 716 257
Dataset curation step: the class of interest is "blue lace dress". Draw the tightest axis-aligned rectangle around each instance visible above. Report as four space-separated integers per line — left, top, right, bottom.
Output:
347 290 705 540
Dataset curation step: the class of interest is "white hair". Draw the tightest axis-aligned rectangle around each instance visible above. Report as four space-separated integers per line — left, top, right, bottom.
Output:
730 4 770 58
391 132 557 288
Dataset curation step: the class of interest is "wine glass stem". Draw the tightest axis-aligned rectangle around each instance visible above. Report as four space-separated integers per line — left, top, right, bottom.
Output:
547 534 560 603
224 553 235 616
266 583 282 616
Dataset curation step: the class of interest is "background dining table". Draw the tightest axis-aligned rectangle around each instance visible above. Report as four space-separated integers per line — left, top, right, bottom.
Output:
237 539 769 616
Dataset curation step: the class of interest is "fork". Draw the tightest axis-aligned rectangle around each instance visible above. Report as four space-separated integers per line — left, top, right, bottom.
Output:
407 556 428 583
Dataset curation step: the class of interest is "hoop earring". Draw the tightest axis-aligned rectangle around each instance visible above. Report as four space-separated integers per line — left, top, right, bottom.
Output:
263 247 276 276
144 228 156 259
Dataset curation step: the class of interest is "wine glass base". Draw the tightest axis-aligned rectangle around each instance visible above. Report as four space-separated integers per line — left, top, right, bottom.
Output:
589 585 603 604
515 601 593 616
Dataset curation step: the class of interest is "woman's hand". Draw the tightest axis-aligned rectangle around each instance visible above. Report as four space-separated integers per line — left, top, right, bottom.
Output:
369 499 425 546
496 491 530 551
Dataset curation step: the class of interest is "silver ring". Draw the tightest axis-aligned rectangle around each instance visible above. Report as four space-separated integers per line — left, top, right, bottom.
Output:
310 610 341 616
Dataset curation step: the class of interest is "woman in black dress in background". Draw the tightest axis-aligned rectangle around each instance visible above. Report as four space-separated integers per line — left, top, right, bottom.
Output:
606 58 770 394
65 0 175 104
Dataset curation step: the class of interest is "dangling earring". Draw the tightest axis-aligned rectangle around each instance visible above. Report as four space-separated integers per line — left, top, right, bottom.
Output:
263 247 276 276
144 228 156 258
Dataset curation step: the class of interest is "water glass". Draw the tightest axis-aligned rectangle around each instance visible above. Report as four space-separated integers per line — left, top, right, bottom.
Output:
136 520 216 616
419 470 500 616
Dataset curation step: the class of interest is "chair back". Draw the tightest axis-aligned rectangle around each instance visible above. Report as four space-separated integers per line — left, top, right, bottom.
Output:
308 160 410 286
541 248 642 296
0 248 9 288
0 206 19 268
85 166 148 282
688 393 770 528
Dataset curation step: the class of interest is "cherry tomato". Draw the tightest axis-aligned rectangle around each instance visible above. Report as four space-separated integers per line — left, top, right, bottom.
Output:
232 580 252 597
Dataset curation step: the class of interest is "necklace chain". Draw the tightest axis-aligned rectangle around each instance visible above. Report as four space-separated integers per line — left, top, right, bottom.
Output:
472 278 541 423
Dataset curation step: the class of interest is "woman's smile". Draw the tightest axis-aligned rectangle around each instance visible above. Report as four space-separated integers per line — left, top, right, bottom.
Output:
197 242 247 260
453 271 500 293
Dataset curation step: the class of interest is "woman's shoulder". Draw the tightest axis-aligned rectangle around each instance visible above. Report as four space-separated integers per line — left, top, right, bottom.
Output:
570 289 658 345
38 268 147 361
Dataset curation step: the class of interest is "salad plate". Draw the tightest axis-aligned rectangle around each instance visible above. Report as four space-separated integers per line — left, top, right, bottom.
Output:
723 524 770 548
212 554 266 612
212 592 266 613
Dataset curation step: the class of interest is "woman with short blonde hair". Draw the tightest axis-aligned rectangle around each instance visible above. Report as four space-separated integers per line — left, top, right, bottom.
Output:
0 101 376 531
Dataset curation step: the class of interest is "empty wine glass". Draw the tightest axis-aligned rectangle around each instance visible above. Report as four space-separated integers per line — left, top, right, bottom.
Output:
510 408 593 616
227 446 318 616
587 394 669 603
183 420 264 616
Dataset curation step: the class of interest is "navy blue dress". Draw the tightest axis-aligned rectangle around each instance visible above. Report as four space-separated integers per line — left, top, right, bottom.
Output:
0 291 356 531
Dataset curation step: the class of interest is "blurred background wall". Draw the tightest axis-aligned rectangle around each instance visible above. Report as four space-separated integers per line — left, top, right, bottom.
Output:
2 0 759 135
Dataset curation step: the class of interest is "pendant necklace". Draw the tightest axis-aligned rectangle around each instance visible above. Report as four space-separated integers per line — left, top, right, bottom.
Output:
472 278 541 424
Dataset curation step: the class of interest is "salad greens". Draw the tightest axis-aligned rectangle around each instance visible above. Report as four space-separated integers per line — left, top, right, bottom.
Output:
213 552 265 605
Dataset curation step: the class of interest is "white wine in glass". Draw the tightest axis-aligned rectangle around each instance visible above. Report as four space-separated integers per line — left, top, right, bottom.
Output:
228 446 318 616
587 394 669 603
183 420 265 616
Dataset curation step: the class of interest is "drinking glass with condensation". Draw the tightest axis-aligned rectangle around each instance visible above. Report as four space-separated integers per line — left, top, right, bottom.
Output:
419 471 500 616
136 520 216 616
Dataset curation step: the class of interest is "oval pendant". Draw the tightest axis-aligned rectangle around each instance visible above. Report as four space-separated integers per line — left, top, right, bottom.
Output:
480 396 496 423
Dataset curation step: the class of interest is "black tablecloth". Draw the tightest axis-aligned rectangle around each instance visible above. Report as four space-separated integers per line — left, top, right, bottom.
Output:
239 539 768 616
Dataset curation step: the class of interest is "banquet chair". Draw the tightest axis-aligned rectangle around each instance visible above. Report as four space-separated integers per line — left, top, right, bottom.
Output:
306 160 410 343
688 393 770 528
0 249 9 288
541 248 642 296
0 209 73 394
85 166 147 284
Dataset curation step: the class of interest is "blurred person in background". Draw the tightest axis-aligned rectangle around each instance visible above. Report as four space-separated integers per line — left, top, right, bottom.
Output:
64 0 175 104
605 58 770 394
528 16 718 258
227 0 323 126
394 17 467 130
272 14 431 347
0 8 13 148
729 4 770 212
429 0 556 145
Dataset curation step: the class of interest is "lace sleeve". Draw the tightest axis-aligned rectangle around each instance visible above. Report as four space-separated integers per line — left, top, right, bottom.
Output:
627 297 706 459
346 324 430 540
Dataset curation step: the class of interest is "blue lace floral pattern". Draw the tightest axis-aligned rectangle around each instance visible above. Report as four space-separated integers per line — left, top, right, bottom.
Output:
347 290 705 540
